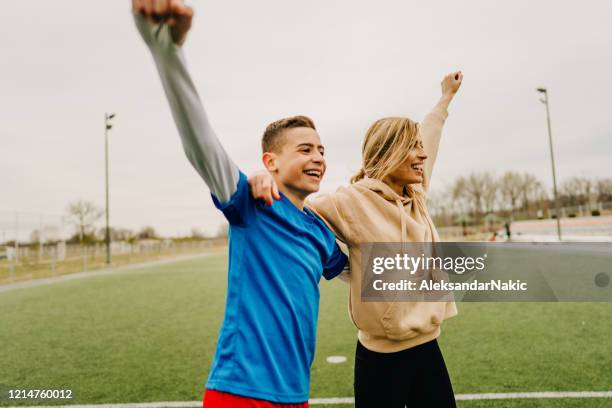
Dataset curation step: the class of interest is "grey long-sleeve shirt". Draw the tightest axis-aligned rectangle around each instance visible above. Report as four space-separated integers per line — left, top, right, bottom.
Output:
133 14 239 203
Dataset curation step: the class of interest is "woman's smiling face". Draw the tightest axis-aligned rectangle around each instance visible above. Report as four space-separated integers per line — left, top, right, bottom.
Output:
383 135 428 188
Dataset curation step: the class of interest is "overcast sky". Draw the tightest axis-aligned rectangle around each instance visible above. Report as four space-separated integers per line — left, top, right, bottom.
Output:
1 0 611 239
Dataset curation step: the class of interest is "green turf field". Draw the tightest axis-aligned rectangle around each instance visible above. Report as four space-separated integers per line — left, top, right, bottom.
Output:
1 253 611 407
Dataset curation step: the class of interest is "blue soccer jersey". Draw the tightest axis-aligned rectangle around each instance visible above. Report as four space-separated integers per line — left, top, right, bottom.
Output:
206 172 347 402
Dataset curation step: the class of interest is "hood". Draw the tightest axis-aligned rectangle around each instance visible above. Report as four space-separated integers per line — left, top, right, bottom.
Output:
353 177 431 244
353 177 413 206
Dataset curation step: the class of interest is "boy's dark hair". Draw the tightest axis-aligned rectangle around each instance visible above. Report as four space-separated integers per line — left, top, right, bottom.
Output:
261 115 316 153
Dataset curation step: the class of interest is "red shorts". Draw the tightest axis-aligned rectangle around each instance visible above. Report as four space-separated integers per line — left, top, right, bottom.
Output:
203 389 309 408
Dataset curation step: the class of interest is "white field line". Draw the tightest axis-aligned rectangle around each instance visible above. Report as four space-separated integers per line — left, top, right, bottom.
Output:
6 391 612 407
455 391 612 400
0 253 213 294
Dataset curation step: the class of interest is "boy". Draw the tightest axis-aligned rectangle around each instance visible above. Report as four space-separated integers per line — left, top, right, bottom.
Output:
131 1 347 406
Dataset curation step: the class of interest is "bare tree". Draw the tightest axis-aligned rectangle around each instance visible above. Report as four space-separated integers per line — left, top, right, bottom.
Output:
31 225 61 245
137 226 157 240
529 181 549 211
481 173 499 215
452 172 498 221
428 188 458 227
595 178 612 202
66 200 103 244
519 174 542 212
560 177 592 207
30 229 42 244
191 228 205 239
500 171 523 217
451 177 473 219
114 228 135 241
96 227 134 241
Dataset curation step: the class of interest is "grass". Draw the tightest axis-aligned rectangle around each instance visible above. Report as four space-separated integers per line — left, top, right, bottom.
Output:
0 252 611 407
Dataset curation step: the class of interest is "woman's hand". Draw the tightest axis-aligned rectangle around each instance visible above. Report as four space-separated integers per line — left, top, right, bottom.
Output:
441 71 463 97
248 170 281 206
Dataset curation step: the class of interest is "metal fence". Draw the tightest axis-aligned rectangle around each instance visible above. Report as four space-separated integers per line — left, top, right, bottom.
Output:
0 239 226 285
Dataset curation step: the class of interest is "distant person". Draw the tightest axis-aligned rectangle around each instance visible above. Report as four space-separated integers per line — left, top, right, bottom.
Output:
250 72 463 407
505 221 512 241
131 1 347 407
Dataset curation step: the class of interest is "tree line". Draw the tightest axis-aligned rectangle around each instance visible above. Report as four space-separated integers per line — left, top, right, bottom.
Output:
21 174 612 245
428 172 612 225
22 200 221 246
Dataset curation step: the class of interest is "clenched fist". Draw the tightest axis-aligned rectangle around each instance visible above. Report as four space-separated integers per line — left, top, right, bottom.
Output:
132 0 194 46
441 71 463 97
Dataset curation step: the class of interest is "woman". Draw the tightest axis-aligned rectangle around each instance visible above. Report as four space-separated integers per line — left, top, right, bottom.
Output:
249 72 463 407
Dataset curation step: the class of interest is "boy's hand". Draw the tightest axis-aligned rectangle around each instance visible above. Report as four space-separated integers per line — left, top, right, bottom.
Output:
248 171 281 206
441 71 463 97
132 0 194 46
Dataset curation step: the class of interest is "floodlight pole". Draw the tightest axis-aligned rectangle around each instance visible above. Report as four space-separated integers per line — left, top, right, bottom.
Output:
536 88 562 241
104 113 116 265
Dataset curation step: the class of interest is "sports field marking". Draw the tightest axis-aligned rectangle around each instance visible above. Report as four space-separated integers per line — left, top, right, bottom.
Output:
6 391 612 407
455 391 612 400
325 355 347 364
0 253 213 294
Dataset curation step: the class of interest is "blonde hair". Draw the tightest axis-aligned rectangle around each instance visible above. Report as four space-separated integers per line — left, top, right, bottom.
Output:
351 117 420 187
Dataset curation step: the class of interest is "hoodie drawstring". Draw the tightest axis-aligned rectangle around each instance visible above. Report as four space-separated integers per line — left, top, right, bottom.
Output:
395 198 408 244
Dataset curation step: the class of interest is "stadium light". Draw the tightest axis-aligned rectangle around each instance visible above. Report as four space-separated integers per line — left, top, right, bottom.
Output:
104 112 116 265
536 88 562 241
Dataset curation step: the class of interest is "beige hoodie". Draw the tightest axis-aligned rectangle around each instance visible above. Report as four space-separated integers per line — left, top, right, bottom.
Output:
308 104 457 353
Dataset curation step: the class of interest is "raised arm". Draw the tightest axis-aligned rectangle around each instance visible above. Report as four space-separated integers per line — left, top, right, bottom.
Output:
420 71 463 191
132 0 239 203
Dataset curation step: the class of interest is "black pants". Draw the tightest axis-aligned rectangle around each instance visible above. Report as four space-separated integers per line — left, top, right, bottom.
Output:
354 339 456 408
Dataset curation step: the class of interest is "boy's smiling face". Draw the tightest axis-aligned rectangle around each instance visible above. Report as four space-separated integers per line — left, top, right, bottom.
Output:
262 127 326 202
